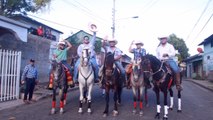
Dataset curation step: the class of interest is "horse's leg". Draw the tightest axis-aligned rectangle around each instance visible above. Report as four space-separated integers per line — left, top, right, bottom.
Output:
163 89 169 120
51 88 56 114
87 84 93 114
132 86 137 114
145 87 149 107
113 87 118 116
139 86 145 116
78 84 84 114
63 86 68 105
103 86 110 117
154 86 161 119
117 82 122 105
59 86 67 114
168 88 174 110
177 90 182 112
83 89 87 103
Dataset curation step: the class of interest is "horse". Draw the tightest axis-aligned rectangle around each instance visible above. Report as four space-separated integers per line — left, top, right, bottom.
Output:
102 52 123 117
141 54 182 120
78 48 94 114
49 60 68 114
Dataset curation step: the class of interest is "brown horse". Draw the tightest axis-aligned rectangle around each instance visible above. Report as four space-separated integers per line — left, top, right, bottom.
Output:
49 60 68 114
102 52 123 117
141 54 182 120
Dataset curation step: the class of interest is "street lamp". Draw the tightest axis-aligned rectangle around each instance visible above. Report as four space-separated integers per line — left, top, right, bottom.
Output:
111 0 139 38
111 16 139 38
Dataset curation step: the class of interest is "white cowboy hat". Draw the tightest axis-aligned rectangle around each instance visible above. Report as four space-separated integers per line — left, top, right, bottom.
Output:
108 37 118 44
134 40 144 45
88 22 98 32
57 41 66 45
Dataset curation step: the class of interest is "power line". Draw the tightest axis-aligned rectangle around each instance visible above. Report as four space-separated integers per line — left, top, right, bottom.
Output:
193 12 213 41
62 0 109 24
186 0 212 41
27 14 82 30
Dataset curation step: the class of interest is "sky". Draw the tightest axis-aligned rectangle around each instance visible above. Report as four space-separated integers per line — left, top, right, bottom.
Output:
28 0 213 57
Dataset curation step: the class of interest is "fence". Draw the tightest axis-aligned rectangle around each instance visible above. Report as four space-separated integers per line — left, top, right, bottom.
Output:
0 49 21 102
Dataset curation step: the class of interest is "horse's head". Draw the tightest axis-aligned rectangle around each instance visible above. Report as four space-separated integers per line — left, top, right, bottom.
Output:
132 58 143 80
81 48 91 67
50 60 64 81
104 52 115 77
141 55 153 78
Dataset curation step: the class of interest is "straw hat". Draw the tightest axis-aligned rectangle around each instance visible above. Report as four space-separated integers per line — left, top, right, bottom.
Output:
108 37 118 44
88 22 98 32
134 40 144 45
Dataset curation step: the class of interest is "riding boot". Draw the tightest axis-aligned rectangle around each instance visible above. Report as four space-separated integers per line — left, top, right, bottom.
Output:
175 73 182 91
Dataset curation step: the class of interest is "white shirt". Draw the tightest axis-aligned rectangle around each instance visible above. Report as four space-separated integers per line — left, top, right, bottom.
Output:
156 43 176 60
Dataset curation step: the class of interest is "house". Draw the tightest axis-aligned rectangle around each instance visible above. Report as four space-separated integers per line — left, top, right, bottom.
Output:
184 54 203 79
10 14 63 41
198 34 213 81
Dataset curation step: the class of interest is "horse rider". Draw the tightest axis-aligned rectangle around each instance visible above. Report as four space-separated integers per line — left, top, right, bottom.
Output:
102 37 127 87
51 40 74 87
73 23 99 84
129 40 152 88
156 36 182 91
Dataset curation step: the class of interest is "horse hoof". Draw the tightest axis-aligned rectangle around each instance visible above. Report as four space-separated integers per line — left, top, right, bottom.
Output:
112 110 118 116
50 108 56 115
177 110 182 113
139 111 143 116
59 108 64 114
155 113 160 119
78 108 83 114
132 109 137 114
163 117 168 120
103 113 107 117
87 108 92 114
169 107 173 110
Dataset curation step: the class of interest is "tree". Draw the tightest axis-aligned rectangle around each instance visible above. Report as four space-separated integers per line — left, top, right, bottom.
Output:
168 34 190 62
0 0 52 16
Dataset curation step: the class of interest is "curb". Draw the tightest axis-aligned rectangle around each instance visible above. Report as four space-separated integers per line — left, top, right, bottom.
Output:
185 79 213 92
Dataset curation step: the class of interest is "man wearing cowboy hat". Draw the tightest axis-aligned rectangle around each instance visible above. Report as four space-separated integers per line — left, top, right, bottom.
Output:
102 37 127 87
129 40 151 88
73 24 99 84
156 36 182 91
52 40 74 87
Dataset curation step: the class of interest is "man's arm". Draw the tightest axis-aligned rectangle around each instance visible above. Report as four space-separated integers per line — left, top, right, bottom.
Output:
129 41 134 53
21 65 29 81
65 40 72 50
77 45 82 57
90 32 96 46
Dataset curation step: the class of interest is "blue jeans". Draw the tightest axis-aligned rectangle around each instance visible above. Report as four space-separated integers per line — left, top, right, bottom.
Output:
166 59 180 73
114 61 127 83
73 57 99 82
61 60 72 74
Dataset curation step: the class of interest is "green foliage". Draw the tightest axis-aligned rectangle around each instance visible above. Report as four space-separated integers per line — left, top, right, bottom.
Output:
0 0 52 16
168 34 190 61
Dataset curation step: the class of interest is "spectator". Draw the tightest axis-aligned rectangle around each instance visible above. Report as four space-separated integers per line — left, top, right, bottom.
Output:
21 59 39 104
37 26 43 37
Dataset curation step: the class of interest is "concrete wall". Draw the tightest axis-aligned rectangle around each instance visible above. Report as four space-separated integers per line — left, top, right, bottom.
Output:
0 33 51 83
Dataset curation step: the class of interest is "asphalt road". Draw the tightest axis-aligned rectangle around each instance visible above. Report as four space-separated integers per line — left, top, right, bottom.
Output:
0 80 213 120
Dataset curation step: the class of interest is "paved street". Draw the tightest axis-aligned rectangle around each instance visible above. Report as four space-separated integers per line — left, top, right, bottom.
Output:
0 80 213 120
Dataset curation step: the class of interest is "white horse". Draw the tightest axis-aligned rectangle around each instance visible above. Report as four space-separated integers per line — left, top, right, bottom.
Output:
78 48 94 114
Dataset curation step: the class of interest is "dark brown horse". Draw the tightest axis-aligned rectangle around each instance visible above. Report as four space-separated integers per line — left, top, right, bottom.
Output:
141 54 182 120
50 60 68 114
102 52 123 117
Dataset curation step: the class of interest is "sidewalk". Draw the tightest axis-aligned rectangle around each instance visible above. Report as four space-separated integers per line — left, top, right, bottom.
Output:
185 78 213 92
0 83 79 111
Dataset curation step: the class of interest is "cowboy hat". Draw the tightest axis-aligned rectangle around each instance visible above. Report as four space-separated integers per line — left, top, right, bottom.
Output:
88 22 98 32
107 37 118 44
57 41 66 45
134 40 144 45
158 36 168 40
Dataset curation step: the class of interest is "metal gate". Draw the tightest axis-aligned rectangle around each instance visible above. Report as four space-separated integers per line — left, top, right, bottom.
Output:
0 49 21 102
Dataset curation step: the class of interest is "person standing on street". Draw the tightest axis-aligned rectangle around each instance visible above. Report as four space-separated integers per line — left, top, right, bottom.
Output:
21 59 39 104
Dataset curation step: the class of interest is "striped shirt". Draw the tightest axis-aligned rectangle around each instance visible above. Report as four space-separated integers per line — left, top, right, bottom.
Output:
21 64 38 80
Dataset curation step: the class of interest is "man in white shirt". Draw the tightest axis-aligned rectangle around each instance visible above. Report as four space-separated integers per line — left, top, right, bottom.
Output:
156 36 182 91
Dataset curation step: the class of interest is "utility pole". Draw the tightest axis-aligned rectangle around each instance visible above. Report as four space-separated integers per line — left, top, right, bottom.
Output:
112 0 115 38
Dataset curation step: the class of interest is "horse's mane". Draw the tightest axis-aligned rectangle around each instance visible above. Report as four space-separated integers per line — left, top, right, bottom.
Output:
105 52 114 65
145 54 161 65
